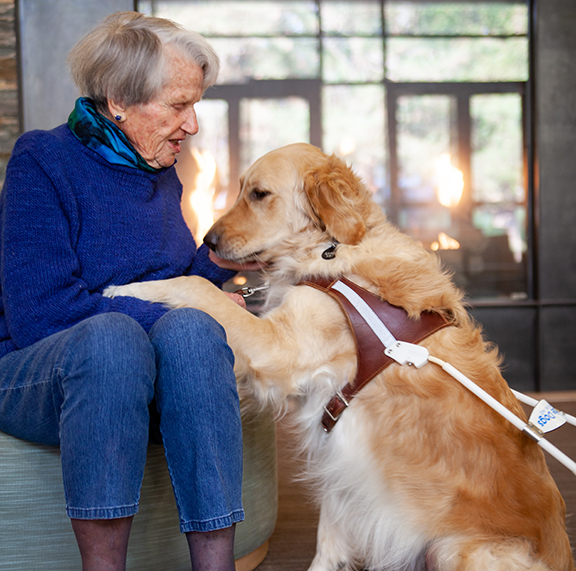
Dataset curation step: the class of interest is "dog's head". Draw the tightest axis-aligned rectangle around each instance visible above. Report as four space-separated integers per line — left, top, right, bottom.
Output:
203 143 376 264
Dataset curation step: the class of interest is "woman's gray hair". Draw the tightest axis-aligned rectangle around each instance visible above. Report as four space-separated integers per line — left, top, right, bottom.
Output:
68 11 220 113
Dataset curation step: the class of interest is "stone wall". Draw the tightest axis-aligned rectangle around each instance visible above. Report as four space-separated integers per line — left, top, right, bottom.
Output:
0 0 17 186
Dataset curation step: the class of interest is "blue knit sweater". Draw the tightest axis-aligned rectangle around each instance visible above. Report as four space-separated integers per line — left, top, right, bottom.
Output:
0 124 235 358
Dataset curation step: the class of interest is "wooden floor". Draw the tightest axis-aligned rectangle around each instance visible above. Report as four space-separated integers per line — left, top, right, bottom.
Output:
256 394 576 570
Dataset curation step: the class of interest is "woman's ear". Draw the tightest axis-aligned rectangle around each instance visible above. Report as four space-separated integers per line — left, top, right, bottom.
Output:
302 154 367 245
107 100 127 123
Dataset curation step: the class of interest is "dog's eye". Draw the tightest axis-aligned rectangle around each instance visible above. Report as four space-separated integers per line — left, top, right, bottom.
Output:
250 189 271 201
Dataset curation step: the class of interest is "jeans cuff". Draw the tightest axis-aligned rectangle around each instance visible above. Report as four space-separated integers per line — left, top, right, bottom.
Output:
66 502 139 520
180 508 245 533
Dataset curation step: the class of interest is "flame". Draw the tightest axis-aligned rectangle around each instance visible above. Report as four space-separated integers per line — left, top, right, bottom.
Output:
435 153 464 208
339 136 356 156
189 148 217 244
431 232 461 251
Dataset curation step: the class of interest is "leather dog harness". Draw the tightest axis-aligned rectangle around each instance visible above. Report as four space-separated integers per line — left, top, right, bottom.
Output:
301 276 452 432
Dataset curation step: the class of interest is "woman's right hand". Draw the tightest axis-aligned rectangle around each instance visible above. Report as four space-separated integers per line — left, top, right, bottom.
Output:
224 291 247 309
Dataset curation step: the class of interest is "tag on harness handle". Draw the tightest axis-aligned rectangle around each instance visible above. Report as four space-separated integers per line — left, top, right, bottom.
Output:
529 400 567 434
385 341 429 369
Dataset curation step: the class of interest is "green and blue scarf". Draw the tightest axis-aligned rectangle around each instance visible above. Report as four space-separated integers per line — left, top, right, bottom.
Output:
68 97 161 173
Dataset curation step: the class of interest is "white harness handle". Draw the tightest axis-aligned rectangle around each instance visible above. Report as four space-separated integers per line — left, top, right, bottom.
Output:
332 279 576 477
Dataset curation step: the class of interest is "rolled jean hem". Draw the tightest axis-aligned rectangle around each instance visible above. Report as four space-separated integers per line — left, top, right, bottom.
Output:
67 503 139 520
180 509 245 533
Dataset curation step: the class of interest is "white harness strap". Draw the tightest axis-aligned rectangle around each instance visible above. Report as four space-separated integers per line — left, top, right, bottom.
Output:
329 279 576 476
331 280 397 348
331 279 430 368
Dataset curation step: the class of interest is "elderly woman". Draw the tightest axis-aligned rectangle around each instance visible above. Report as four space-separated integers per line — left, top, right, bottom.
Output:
0 11 255 571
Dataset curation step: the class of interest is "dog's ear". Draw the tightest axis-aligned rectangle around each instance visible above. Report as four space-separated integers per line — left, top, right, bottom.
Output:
302 154 367 245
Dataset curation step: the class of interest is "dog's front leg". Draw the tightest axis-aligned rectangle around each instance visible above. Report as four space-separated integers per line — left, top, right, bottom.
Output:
104 276 280 357
308 500 355 571
104 276 351 397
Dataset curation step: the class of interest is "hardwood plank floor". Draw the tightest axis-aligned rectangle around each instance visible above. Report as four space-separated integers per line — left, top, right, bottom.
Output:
257 396 576 570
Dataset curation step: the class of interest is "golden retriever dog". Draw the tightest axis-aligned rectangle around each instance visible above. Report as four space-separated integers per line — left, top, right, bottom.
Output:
105 143 574 571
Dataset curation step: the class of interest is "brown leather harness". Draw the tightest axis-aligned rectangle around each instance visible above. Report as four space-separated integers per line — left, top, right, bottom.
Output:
300 276 452 432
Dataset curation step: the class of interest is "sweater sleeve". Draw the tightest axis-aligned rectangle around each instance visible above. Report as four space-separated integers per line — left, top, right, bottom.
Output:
0 150 169 350
189 244 237 288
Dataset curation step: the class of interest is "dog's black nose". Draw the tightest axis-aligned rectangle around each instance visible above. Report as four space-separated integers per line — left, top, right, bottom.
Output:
203 230 219 252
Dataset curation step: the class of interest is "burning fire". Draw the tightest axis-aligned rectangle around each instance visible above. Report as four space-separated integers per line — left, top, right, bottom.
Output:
189 147 217 244
185 147 248 290
431 232 461 251
435 153 464 209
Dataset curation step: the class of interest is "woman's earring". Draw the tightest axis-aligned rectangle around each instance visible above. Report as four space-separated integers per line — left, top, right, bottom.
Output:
114 115 122 121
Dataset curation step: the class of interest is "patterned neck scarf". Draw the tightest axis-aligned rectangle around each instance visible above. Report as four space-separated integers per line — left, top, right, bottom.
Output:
68 97 162 174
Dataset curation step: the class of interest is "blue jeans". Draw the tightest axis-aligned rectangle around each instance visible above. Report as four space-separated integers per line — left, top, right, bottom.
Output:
0 309 244 533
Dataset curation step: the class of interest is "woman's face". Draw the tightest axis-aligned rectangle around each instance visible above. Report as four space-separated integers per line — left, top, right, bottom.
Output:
115 50 204 169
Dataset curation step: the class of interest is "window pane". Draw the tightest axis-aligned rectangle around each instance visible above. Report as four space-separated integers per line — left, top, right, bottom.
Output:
323 85 387 206
323 38 384 83
149 0 318 35
397 95 455 204
211 38 319 83
385 2 528 36
471 94 524 203
176 100 229 242
387 37 528 81
473 204 526 260
191 99 230 188
399 206 452 236
470 204 527 297
240 98 310 171
322 1 382 35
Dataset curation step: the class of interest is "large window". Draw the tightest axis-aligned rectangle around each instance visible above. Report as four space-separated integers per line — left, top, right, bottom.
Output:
139 0 531 301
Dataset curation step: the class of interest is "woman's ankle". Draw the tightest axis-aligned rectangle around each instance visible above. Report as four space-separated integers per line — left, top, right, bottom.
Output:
71 516 133 571
186 525 236 571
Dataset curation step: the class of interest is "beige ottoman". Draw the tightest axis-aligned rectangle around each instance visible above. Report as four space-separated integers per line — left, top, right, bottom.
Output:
0 407 277 571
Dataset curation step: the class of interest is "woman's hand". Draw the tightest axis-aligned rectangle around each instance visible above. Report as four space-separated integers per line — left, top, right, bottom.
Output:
209 250 266 272
224 291 247 309
209 251 267 309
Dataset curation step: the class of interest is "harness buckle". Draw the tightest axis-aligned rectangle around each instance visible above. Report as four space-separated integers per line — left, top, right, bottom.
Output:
323 390 350 422
336 390 350 407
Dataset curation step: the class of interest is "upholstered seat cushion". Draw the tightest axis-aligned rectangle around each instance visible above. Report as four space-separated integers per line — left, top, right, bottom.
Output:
0 406 277 571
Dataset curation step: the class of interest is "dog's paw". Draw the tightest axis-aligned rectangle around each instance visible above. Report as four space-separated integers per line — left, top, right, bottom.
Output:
102 279 186 307
103 285 122 298
103 283 147 299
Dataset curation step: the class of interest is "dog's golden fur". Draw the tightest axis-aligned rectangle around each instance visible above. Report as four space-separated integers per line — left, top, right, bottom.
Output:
106 143 574 571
